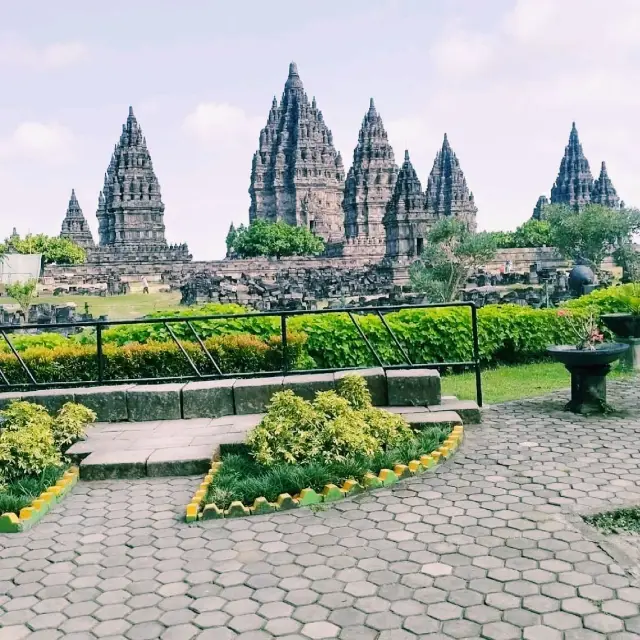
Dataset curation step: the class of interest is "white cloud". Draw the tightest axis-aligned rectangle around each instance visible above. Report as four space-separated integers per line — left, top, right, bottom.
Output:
183 103 262 143
0 36 88 70
0 122 76 164
429 29 494 76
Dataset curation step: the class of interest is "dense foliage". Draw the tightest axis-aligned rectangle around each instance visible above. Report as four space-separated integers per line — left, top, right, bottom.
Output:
546 204 640 270
226 220 325 259
490 219 552 249
5 279 38 316
2 284 637 385
0 401 95 486
247 375 413 466
1 233 86 265
409 219 497 302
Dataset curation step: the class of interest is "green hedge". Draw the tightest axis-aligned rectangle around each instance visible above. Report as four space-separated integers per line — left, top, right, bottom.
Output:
4 284 636 383
0 333 309 385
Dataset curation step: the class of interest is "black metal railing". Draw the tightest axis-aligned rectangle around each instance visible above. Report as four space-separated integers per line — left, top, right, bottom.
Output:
0 302 483 406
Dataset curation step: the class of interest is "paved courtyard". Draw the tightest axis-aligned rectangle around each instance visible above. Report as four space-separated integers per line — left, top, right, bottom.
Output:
2 379 640 639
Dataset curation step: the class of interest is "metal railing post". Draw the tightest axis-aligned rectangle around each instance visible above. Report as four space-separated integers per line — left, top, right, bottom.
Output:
281 314 288 373
96 322 104 383
471 304 483 407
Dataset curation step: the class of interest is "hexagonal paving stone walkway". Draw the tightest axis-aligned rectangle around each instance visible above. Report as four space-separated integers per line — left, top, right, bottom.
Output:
2 379 640 639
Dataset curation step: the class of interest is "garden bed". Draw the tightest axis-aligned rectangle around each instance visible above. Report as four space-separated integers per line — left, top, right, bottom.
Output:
583 507 640 534
0 466 79 533
186 423 462 521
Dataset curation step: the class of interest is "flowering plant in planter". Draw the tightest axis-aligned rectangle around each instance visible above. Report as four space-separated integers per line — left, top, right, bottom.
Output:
557 309 604 351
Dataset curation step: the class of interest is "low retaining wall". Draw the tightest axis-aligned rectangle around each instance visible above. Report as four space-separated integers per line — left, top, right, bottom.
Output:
0 367 480 423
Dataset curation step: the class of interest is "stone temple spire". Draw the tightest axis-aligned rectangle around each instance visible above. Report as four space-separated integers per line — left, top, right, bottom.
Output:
249 62 345 242
531 195 550 221
591 161 621 209
424 134 477 231
343 98 398 243
60 189 94 249
383 151 427 258
550 122 594 209
97 106 167 248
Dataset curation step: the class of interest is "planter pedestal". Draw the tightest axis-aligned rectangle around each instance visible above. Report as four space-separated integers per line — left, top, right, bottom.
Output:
618 337 640 372
547 344 629 415
567 364 611 414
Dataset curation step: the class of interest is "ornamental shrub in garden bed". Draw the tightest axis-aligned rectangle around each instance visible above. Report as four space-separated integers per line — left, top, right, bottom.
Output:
0 401 95 516
204 375 451 510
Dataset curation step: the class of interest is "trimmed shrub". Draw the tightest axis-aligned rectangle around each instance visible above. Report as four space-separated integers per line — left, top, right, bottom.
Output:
565 283 640 314
247 375 413 467
0 400 95 485
0 332 309 385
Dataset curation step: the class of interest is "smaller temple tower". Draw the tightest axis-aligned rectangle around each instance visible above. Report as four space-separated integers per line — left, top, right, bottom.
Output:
343 99 398 250
550 123 594 208
591 161 621 209
60 189 94 249
383 151 426 258
424 134 477 231
531 195 550 220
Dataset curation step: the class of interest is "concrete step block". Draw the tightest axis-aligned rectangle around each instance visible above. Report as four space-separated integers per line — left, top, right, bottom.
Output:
386 368 441 406
181 379 235 419
0 391 23 410
127 384 183 421
433 399 481 424
20 388 75 413
233 377 284 415
146 445 214 477
334 367 388 406
72 385 132 422
404 410 463 429
283 372 335 401
80 449 153 480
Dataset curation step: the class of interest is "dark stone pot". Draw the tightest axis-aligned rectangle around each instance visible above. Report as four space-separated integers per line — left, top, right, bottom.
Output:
601 313 640 339
546 343 629 414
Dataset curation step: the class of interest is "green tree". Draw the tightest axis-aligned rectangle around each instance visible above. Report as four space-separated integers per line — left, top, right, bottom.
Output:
2 234 86 265
512 219 552 248
225 223 238 257
546 204 640 271
228 220 325 259
409 219 497 302
5 279 38 318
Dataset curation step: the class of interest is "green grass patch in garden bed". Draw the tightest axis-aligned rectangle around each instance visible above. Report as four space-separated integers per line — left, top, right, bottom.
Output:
584 507 640 534
0 466 67 515
442 361 634 404
206 425 451 510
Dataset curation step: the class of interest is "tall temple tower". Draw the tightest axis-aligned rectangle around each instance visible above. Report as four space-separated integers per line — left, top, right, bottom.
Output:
550 122 594 208
591 161 621 208
97 107 174 252
249 62 345 243
60 189 94 249
424 134 477 232
383 151 426 258
343 99 398 247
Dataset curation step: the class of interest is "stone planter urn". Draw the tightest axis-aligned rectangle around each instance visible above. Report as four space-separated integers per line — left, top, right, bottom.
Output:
601 313 640 371
547 343 629 414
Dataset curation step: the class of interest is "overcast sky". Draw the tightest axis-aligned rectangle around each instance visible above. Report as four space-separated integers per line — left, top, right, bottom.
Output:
1 0 639 260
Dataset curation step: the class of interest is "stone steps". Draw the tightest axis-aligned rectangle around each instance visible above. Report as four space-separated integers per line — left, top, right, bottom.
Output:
72 408 466 480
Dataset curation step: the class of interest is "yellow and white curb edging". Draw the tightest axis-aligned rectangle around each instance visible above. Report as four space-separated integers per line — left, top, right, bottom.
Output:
185 426 464 522
0 467 79 534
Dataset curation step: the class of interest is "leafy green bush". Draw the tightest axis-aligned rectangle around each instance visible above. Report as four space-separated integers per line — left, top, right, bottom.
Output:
208 425 450 509
247 375 413 467
0 332 309 385
565 283 640 314
53 403 97 449
0 400 95 485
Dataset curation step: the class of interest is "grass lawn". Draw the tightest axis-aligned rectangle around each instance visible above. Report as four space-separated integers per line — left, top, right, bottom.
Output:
31 292 182 321
0 467 65 515
442 361 634 405
208 425 451 509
